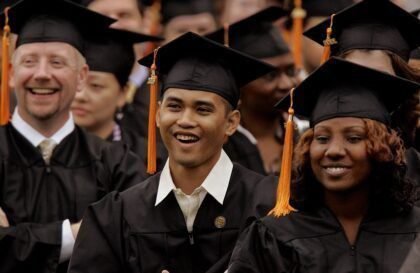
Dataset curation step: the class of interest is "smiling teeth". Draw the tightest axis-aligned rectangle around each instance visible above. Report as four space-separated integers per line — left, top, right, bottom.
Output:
31 88 56 94
176 135 198 141
324 167 348 175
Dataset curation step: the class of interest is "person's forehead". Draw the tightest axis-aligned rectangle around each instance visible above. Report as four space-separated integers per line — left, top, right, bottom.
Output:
163 88 225 104
344 50 395 75
313 117 366 129
16 42 78 57
88 70 117 80
89 0 139 12
166 12 216 28
262 53 294 68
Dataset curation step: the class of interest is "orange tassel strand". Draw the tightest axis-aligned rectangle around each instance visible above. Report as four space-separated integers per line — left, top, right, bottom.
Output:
321 14 337 64
126 0 161 104
146 47 160 174
223 22 230 47
143 0 161 55
1 7 11 125
269 88 297 217
291 0 306 70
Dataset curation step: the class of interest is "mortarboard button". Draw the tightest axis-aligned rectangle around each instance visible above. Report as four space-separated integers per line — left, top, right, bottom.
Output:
214 216 226 229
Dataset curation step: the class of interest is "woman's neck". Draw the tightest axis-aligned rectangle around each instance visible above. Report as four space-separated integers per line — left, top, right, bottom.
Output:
324 186 369 245
88 120 116 140
241 107 281 139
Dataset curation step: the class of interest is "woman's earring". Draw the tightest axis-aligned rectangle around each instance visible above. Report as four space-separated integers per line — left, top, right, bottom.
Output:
116 107 124 121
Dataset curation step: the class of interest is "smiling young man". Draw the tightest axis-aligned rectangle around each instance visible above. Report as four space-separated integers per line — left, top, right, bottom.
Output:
68 32 277 273
0 1 147 272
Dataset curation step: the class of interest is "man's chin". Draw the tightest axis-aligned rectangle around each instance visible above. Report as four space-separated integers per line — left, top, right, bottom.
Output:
28 110 58 121
171 156 201 169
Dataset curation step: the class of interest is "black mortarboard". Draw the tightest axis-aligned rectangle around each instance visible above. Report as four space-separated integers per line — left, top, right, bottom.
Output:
304 0 420 61
410 48 420 60
206 6 290 59
138 32 275 107
410 10 420 60
81 0 146 8
412 9 420 18
275 57 420 127
161 0 215 24
85 29 162 87
0 0 114 56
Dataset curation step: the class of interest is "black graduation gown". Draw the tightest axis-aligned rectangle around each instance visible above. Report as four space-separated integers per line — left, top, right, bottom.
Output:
120 83 149 138
228 206 420 273
406 147 420 184
107 125 168 174
68 164 277 273
0 124 147 273
223 131 266 175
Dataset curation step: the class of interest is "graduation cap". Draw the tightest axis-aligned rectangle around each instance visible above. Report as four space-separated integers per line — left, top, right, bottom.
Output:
138 31 275 174
304 0 420 62
275 57 420 127
412 9 420 19
161 0 215 24
206 6 290 58
279 0 354 67
410 48 420 60
1 0 115 56
85 29 163 87
0 0 114 125
410 10 420 60
269 57 420 218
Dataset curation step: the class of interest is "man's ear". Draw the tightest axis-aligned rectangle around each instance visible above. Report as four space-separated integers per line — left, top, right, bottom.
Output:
76 64 89 92
225 109 241 137
118 85 130 108
9 64 15 89
156 101 162 128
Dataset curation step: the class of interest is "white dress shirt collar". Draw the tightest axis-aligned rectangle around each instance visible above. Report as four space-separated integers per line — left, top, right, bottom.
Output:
155 150 233 206
11 108 75 147
236 124 258 145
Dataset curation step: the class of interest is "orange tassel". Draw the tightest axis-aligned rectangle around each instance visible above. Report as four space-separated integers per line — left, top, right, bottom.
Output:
269 88 297 217
0 7 11 125
291 0 306 70
223 22 230 47
146 48 160 174
143 0 161 56
321 14 337 64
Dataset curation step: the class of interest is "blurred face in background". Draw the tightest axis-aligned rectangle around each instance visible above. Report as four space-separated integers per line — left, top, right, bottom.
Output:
302 17 325 74
220 0 266 24
88 0 143 32
164 12 217 42
87 0 145 59
71 71 126 136
343 49 395 75
241 52 299 116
